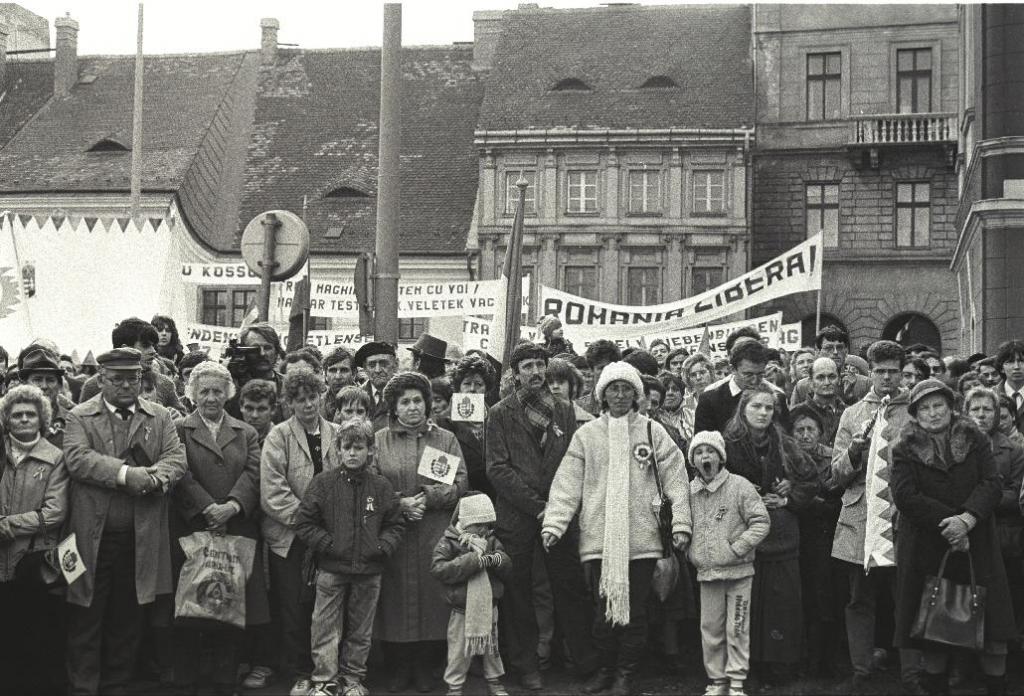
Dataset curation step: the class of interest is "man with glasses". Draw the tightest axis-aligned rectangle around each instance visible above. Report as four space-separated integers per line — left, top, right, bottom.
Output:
64 348 186 695
790 325 872 407
828 340 920 693
996 340 1024 435
695 338 790 434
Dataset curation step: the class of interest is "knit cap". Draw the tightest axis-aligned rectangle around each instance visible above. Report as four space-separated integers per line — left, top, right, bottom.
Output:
688 430 727 464
537 314 563 341
458 494 496 527
595 361 644 403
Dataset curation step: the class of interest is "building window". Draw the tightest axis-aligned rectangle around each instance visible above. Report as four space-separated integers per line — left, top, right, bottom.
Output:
693 170 725 214
398 318 427 341
564 265 597 299
628 170 660 214
806 52 841 121
896 182 930 247
201 288 257 327
691 267 723 295
806 183 840 248
505 171 537 215
310 317 331 331
897 48 932 114
566 171 598 214
626 267 660 305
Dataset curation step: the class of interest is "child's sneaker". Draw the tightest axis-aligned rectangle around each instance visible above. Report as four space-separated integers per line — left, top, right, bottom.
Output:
486 678 509 696
728 682 747 696
308 683 337 696
703 682 729 696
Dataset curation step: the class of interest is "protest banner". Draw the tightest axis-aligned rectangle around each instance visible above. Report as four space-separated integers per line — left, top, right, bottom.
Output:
180 263 262 285
567 313 784 353
462 316 536 353
296 329 376 350
181 323 243 356
540 234 821 332
777 322 803 352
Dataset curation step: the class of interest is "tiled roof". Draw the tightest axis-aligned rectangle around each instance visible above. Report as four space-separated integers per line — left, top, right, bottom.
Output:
478 4 754 131
0 59 53 149
233 47 483 256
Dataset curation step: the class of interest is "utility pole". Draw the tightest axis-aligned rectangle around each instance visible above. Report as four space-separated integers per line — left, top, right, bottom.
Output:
373 3 401 343
129 3 144 222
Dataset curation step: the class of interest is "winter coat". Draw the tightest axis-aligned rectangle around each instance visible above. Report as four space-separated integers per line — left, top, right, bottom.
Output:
694 378 790 436
80 371 184 414
0 437 69 582
172 412 269 625
294 466 404 575
373 420 467 642
724 427 818 561
828 389 911 565
436 417 493 499
796 396 846 448
364 382 390 435
990 431 1024 556
486 392 577 545
430 520 511 611
686 469 770 582
260 416 338 559
63 395 187 607
543 412 692 562
891 417 1017 648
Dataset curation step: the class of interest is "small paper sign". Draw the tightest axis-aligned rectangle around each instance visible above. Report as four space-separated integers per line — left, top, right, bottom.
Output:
450 393 486 423
417 445 461 486
58 533 86 584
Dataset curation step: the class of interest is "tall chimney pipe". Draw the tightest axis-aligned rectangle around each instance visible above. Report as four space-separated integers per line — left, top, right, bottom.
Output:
260 18 279 65
54 15 78 96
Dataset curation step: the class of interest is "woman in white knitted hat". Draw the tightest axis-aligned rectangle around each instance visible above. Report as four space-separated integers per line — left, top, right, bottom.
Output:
542 361 691 696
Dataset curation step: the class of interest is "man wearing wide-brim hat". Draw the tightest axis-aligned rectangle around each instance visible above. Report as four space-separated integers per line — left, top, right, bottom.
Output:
64 347 186 696
353 341 397 433
18 344 69 447
407 332 449 379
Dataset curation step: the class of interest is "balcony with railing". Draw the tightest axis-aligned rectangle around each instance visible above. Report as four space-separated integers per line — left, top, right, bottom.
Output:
849 113 957 167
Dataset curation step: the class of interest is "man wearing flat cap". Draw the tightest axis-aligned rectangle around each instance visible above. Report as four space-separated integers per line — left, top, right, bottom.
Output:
408 332 449 379
18 343 70 447
486 341 596 690
354 341 398 432
63 347 187 696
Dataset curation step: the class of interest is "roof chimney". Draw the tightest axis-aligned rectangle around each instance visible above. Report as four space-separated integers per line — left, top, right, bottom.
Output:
260 18 279 65
471 10 505 72
54 14 79 97
0 23 9 86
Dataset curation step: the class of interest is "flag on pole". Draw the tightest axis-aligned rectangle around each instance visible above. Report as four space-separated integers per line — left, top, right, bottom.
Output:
863 396 897 570
488 178 528 366
697 325 711 356
0 213 33 352
238 296 259 332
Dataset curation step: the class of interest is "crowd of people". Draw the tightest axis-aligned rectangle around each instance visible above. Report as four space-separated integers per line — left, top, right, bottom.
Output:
0 313 1022 696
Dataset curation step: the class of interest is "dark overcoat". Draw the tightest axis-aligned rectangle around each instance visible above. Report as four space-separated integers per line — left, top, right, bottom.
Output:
172 412 270 626
891 417 1016 648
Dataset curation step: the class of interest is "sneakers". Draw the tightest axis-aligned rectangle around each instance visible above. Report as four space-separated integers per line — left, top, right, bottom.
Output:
486 678 510 696
728 685 747 696
704 682 729 696
290 678 315 696
242 666 274 690
309 683 338 696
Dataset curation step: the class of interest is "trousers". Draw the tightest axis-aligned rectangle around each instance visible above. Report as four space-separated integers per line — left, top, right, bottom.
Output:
700 576 753 684
269 540 314 678
588 558 657 672
309 571 381 685
444 610 505 689
844 562 921 679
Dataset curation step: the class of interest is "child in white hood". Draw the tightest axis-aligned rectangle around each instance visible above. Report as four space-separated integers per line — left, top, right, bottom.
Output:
687 431 770 696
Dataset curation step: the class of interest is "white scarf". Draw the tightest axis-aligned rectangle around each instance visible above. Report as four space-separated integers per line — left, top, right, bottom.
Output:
600 414 632 626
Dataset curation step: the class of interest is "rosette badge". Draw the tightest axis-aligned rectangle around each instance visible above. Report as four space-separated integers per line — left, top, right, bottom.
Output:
633 442 654 469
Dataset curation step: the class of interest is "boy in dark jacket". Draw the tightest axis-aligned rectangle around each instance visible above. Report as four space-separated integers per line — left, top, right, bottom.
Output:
430 493 512 696
294 418 404 696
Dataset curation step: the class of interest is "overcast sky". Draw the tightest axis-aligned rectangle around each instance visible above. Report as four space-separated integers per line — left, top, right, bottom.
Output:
16 0 608 55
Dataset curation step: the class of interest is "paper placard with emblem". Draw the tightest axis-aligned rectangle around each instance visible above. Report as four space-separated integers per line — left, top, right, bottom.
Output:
417 445 461 486
450 392 486 423
58 533 86 584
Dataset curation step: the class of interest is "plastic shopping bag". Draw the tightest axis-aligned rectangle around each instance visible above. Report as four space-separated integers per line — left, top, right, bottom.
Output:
174 531 256 629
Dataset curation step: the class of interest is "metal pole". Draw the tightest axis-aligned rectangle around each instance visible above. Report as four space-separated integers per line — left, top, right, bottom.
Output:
374 3 401 343
257 213 280 322
130 3 144 222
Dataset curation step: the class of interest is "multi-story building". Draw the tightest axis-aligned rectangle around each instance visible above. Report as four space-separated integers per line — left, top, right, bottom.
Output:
951 5 1024 353
470 4 755 320
752 4 961 353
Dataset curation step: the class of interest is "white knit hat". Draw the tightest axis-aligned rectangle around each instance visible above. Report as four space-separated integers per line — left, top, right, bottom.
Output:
595 361 644 404
688 430 727 464
458 493 496 527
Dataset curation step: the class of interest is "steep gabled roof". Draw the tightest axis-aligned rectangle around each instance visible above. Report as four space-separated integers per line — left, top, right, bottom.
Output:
478 4 754 131
0 59 53 149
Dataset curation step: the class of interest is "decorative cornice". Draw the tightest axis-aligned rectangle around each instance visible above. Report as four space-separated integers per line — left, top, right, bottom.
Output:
951 199 1024 272
474 127 755 149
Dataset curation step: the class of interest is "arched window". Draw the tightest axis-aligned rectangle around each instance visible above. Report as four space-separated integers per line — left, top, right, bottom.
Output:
324 186 370 199
87 138 130 153
800 313 847 348
640 75 677 89
551 77 591 92
882 312 941 353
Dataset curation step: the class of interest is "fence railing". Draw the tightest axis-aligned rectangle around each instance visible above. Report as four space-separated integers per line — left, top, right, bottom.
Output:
852 113 957 145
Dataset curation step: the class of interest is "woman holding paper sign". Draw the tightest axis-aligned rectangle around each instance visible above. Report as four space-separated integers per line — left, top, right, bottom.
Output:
374 371 468 693
0 384 69 695
438 354 498 498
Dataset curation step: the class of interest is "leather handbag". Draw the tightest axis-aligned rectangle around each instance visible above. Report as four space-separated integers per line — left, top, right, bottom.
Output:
13 512 64 588
910 548 986 651
647 421 679 602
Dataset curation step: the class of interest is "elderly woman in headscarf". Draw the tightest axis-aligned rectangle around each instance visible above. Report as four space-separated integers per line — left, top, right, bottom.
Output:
892 380 1015 696
723 383 819 687
374 371 468 693
543 362 691 696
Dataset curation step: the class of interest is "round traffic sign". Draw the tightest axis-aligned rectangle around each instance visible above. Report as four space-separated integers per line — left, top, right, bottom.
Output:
241 209 310 282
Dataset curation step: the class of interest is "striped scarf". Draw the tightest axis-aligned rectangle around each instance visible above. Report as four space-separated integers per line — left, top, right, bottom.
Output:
515 383 556 436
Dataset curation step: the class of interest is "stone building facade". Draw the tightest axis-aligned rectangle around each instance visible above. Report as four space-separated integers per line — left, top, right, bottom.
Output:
752 4 961 353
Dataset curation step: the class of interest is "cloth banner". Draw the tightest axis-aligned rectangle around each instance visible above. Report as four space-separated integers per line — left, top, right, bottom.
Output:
564 313 785 352
540 234 821 333
863 396 897 570
180 262 262 285
183 322 375 356
0 214 33 351
776 322 803 352
463 316 537 353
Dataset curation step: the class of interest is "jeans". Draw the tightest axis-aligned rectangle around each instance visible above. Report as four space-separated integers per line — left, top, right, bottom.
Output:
309 571 381 685
844 562 921 680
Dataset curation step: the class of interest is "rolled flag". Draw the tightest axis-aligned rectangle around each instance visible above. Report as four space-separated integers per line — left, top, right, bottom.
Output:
487 177 528 366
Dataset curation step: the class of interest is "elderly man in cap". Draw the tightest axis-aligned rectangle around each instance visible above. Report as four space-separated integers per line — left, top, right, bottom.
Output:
486 341 596 690
408 332 449 379
353 341 398 432
18 343 71 446
63 348 187 696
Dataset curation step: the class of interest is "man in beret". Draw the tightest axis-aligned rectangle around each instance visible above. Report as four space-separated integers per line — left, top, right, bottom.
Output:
354 341 397 432
63 348 187 695
18 343 71 446
486 341 596 690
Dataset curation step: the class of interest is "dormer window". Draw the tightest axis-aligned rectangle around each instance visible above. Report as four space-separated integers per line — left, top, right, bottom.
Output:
551 78 591 92
88 138 130 153
640 75 676 89
324 186 370 199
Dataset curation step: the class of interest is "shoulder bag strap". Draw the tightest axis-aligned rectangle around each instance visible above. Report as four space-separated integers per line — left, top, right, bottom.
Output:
648 420 664 499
